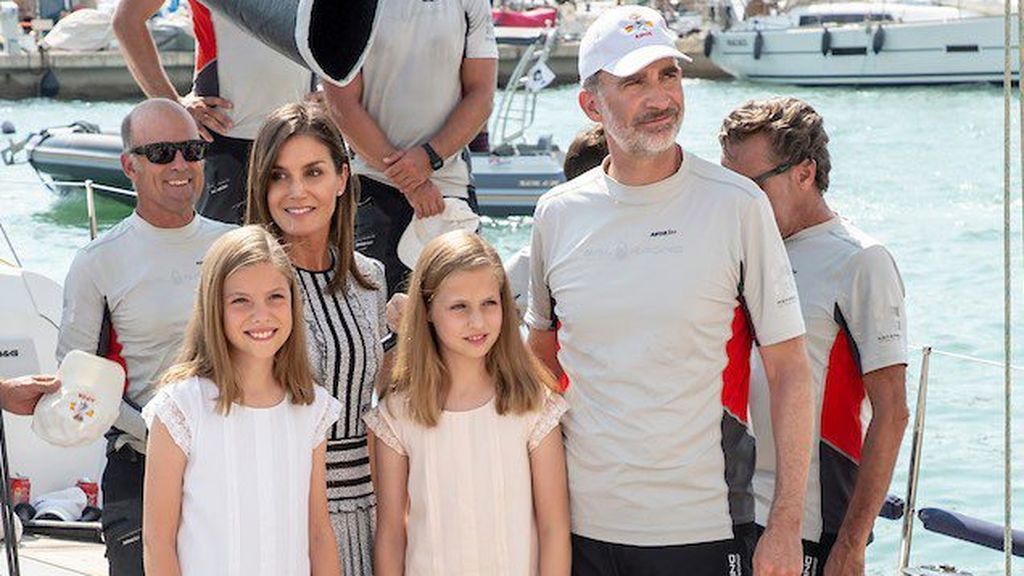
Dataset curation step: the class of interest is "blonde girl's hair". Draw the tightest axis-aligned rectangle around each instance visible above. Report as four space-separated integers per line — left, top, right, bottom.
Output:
245 101 376 294
388 230 557 427
161 225 315 414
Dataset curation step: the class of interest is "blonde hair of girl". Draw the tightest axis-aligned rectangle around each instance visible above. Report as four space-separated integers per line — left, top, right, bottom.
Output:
245 101 376 294
162 225 315 414
388 230 557 426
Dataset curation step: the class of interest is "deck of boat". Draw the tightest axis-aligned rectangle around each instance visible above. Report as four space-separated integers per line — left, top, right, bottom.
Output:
1 536 107 576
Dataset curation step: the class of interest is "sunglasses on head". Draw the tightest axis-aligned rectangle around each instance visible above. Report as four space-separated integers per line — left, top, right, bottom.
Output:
130 140 209 164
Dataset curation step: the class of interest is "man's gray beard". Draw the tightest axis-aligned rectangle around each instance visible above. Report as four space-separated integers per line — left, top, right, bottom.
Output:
601 103 682 157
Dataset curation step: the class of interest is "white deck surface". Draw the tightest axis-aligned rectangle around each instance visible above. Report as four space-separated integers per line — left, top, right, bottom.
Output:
1 536 107 576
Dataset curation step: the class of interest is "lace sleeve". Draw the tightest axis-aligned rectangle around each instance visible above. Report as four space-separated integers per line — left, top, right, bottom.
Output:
312 390 343 450
141 389 193 457
527 393 569 453
363 406 406 456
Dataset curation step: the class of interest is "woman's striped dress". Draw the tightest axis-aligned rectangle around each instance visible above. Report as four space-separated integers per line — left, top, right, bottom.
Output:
295 253 387 576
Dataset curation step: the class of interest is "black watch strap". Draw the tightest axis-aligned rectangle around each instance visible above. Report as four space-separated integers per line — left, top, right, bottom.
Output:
422 142 443 171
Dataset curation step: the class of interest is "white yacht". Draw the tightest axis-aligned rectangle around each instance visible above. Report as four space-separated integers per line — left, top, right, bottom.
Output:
705 1 1020 85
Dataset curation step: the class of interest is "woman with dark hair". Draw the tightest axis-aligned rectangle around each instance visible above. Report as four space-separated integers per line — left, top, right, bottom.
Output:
246 101 386 576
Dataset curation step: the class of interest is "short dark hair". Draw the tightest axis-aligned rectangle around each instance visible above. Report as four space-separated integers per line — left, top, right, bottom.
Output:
563 124 608 180
719 97 832 192
120 110 133 152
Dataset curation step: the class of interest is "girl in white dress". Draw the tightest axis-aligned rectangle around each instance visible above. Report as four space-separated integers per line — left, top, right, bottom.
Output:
364 230 571 576
141 226 343 576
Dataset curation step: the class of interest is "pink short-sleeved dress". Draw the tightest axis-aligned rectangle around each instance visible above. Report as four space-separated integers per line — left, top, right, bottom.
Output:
364 391 568 576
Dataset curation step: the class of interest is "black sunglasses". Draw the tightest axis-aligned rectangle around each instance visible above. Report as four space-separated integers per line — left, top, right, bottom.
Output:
130 140 209 164
751 161 795 185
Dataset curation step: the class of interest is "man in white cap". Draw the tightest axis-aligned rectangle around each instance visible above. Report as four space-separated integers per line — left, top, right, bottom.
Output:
526 6 814 575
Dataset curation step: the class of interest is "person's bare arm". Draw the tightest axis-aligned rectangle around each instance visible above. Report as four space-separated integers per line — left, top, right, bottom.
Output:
113 0 233 140
323 76 442 216
0 375 59 415
143 420 186 576
323 73 398 174
309 440 343 576
753 335 814 576
373 437 409 576
383 58 497 191
528 329 564 382
531 426 571 576
824 364 908 576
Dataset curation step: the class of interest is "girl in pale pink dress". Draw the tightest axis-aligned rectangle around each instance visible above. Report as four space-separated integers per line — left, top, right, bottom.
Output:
364 230 570 576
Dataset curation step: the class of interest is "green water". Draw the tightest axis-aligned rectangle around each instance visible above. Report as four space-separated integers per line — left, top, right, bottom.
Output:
2 79 1024 575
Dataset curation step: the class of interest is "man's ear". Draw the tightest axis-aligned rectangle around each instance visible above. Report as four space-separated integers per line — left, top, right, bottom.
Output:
796 158 817 191
579 89 603 123
120 152 136 181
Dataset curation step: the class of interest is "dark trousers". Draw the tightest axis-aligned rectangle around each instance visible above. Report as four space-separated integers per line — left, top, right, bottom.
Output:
572 524 756 576
754 525 837 576
355 176 479 297
196 132 252 225
101 446 146 576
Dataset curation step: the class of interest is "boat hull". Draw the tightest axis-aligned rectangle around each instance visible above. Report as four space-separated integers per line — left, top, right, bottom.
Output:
27 131 563 217
709 16 1020 85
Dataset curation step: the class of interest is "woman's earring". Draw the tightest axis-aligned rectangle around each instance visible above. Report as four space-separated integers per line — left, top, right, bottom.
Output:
337 189 344 197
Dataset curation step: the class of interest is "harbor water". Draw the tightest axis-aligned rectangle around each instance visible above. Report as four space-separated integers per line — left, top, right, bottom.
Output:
2 79 1024 575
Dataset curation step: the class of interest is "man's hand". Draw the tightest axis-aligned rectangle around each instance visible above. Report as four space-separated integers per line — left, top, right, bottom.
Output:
384 146 433 192
753 524 803 576
402 180 445 218
386 293 409 333
179 93 234 141
1 375 60 416
822 539 865 576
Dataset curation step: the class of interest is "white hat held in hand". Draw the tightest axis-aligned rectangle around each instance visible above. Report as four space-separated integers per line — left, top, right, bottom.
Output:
577 5 692 84
397 198 480 268
32 350 124 448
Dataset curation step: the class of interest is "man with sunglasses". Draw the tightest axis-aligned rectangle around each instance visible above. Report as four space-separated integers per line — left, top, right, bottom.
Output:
526 8 814 576
720 97 908 576
114 0 313 224
57 99 234 575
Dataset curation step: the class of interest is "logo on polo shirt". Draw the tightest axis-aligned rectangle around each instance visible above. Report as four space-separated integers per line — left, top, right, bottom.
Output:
622 13 655 39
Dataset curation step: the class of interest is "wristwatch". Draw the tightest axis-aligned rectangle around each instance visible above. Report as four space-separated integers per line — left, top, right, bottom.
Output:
422 142 444 171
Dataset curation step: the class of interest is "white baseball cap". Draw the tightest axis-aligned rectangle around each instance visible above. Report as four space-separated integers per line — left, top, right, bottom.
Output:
32 350 124 448
578 6 692 84
397 198 481 268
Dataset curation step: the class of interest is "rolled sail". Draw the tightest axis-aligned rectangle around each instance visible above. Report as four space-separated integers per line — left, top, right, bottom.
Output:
199 0 379 86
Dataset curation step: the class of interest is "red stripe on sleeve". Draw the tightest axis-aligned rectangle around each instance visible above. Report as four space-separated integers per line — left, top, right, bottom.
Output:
105 326 130 394
189 0 217 73
721 305 754 423
821 331 866 462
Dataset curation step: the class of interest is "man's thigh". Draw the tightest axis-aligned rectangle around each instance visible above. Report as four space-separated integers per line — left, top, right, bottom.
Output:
101 448 146 576
573 529 751 576
197 134 251 225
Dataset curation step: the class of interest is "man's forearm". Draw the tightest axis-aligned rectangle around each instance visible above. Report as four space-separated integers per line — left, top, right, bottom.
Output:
113 4 180 100
428 76 494 159
764 344 814 529
834 398 907 546
323 84 397 174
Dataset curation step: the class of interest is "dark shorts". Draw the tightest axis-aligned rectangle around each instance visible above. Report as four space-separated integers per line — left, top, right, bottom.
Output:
753 525 837 576
354 176 479 297
572 524 756 576
196 132 252 225
101 446 146 576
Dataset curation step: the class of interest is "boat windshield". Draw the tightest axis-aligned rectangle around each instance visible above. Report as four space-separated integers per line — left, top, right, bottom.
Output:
798 12 894 25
